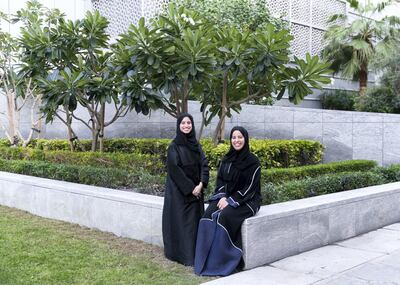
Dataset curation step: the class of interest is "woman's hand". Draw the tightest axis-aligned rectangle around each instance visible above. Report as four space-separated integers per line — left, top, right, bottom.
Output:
192 182 203 198
217 197 228 210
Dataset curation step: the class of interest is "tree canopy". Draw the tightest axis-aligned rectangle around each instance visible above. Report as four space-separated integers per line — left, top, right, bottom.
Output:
322 0 400 96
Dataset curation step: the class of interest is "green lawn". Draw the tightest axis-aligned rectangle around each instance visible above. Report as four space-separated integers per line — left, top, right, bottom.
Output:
0 205 212 285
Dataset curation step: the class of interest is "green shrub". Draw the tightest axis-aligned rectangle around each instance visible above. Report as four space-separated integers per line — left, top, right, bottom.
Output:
0 159 134 188
373 165 400 183
133 169 165 196
320 89 356 111
203 139 324 169
262 159 377 184
354 86 400 114
0 139 11 148
0 147 164 175
252 139 323 168
0 138 324 170
27 138 171 155
206 160 376 199
261 171 385 205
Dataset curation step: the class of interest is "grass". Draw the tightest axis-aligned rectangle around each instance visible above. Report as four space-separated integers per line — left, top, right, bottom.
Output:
0 205 213 285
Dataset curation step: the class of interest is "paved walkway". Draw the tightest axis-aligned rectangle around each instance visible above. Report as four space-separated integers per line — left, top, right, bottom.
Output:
202 223 400 285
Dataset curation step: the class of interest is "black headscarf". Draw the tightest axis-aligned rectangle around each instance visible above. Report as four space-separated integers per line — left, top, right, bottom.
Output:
222 126 258 170
173 113 200 153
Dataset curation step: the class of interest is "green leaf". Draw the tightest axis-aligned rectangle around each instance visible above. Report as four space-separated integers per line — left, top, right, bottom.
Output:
147 55 155 66
348 0 360 9
218 47 231 53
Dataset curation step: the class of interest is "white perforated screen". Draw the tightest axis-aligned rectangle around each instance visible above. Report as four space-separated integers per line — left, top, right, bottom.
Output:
91 0 347 57
292 0 311 23
312 0 346 29
92 0 141 37
291 23 310 59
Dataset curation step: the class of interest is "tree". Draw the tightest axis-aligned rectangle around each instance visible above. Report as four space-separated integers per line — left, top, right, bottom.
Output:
116 2 332 144
175 0 287 140
113 3 216 117
16 1 158 151
355 44 400 113
175 1 331 143
175 0 285 31
322 0 400 96
374 44 400 92
0 13 42 147
204 24 333 143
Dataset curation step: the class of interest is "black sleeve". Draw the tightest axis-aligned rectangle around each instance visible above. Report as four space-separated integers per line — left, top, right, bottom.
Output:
227 165 261 208
199 145 209 188
209 164 226 201
167 144 196 196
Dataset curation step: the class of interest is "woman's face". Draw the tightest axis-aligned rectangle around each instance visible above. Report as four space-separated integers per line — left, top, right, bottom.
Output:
231 130 245 151
179 117 192 134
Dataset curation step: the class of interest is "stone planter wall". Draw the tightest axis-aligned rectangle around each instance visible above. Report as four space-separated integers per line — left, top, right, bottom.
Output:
1 172 400 269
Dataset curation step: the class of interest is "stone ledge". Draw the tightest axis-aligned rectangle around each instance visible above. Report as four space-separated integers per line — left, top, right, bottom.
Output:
242 182 400 269
248 183 400 223
0 172 163 245
0 172 163 209
0 171 399 271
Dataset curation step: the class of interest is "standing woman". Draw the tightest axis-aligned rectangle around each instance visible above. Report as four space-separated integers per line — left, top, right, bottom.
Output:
194 126 261 276
162 113 209 266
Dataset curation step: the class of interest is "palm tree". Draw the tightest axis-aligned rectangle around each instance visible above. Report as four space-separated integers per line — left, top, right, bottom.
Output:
322 0 400 96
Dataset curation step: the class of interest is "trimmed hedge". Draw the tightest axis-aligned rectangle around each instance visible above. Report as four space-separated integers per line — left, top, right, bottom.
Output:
0 138 171 155
373 165 400 183
0 138 324 170
0 159 133 189
25 138 171 155
262 171 386 205
0 153 397 204
201 139 323 169
204 159 377 199
0 147 164 175
262 159 377 184
0 158 166 194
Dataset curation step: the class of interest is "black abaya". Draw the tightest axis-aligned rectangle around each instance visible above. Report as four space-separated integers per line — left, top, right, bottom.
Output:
162 141 209 266
195 127 261 275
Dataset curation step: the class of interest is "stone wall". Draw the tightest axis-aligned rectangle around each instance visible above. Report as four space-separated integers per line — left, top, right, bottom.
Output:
0 172 163 246
2 99 400 165
243 182 400 269
1 172 400 270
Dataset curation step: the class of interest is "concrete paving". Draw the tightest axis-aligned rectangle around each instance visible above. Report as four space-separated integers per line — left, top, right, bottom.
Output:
202 223 400 285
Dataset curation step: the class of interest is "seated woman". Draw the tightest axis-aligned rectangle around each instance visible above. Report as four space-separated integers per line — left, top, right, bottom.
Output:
194 126 261 276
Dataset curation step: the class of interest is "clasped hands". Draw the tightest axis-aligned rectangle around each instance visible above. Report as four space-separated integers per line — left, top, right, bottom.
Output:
217 197 228 210
192 182 203 198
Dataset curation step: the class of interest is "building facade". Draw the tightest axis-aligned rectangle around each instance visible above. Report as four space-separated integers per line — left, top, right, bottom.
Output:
1 0 399 108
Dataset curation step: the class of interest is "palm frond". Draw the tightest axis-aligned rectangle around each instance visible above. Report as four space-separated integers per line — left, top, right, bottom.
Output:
342 53 361 78
375 0 394 13
327 13 347 23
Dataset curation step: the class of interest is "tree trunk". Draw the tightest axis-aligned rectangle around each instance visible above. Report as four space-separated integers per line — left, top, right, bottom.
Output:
6 91 18 145
99 103 105 152
183 80 189 113
90 102 98 152
212 113 227 145
173 88 182 116
91 120 97 152
215 71 228 144
212 72 229 145
197 107 207 140
65 110 75 152
359 63 368 97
